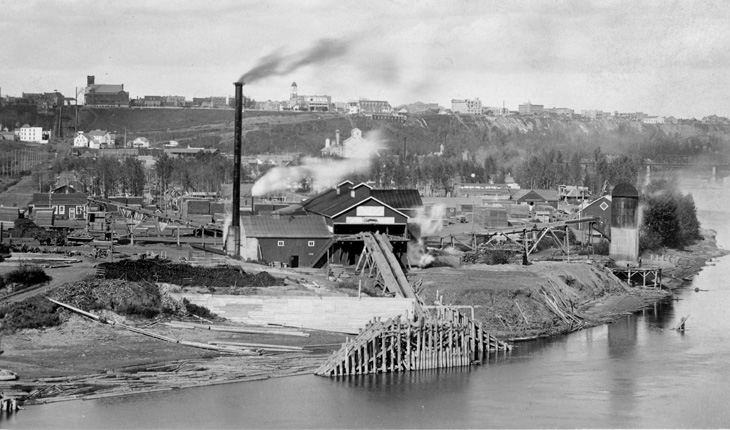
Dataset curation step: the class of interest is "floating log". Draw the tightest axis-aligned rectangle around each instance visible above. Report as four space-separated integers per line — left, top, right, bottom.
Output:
164 321 310 337
46 298 261 355
209 341 305 351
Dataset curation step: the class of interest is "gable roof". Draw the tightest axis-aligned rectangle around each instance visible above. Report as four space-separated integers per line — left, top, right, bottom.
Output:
331 196 409 220
371 189 423 211
87 84 125 94
300 188 344 214
241 214 331 238
32 193 88 206
581 195 612 212
302 187 422 218
511 189 559 202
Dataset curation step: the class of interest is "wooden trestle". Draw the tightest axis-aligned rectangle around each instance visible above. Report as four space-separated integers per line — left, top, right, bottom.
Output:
315 308 511 377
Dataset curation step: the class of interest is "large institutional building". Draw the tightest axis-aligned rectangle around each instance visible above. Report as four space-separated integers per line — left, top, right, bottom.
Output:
84 76 129 107
289 82 331 111
451 98 482 114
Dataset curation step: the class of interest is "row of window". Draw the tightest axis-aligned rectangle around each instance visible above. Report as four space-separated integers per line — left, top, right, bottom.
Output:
278 240 316 247
48 205 86 217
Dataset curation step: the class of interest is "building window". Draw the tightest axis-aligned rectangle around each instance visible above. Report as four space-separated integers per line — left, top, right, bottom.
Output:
308 241 315 247
58 205 65 215
277 241 285 247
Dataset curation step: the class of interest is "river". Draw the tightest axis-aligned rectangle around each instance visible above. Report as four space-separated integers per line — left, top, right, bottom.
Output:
4 178 730 429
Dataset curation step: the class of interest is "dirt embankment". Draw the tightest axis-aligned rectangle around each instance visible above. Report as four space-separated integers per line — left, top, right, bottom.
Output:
415 229 727 340
415 261 656 339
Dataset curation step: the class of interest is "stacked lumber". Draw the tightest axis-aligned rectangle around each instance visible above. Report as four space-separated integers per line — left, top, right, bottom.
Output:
473 206 509 228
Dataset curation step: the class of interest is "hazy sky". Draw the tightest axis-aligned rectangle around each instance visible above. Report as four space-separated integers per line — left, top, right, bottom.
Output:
3 0 728 118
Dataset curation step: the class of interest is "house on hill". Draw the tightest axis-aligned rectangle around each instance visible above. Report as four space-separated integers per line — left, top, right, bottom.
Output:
240 214 332 268
73 131 90 147
132 137 150 148
17 124 49 143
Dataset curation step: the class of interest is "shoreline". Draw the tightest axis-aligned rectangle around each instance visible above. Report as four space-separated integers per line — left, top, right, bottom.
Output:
1 230 726 407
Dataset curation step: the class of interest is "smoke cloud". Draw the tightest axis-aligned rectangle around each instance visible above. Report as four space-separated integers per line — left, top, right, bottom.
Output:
251 129 385 196
407 240 434 268
238 38 351 84
410 204 447 237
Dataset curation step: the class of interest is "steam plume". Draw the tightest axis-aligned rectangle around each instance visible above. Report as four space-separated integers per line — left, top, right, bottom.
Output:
251 129 385 196
411 204 447 237
238 38 350 84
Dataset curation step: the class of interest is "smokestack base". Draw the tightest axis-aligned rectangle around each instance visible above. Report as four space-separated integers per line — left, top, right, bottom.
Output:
225 226 241 257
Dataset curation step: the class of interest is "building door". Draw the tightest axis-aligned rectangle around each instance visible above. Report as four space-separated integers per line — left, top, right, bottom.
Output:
289 255 299 268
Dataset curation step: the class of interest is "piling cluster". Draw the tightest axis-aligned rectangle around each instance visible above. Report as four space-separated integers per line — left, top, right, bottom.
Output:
315 308 511 376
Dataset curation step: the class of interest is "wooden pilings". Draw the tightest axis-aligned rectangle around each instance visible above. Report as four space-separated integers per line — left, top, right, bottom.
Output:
315 308 511 377
611 267 662 288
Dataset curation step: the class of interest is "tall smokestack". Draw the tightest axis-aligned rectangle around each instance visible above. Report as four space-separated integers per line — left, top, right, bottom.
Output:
227 82 244 257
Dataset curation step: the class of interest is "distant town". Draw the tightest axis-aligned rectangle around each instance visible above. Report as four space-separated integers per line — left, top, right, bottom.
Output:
2 74 729 145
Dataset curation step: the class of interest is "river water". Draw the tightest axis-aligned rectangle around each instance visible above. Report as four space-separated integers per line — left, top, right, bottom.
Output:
5 178 730 429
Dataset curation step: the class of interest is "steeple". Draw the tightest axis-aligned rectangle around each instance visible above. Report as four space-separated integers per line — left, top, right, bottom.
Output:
290 82 298 100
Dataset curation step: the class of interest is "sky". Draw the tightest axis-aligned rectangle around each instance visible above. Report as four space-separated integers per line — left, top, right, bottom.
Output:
2 0 728 118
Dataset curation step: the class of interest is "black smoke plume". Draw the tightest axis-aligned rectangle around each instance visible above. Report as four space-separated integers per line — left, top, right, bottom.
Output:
238 38 350 84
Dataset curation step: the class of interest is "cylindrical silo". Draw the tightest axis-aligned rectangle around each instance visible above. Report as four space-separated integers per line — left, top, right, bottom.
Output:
609 182 639 264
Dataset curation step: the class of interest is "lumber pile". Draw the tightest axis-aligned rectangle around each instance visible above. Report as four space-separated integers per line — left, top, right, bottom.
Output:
15 355 327 405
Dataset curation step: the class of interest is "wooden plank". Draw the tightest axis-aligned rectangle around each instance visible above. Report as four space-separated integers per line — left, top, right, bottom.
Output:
406 320 412 371
396 316 402 372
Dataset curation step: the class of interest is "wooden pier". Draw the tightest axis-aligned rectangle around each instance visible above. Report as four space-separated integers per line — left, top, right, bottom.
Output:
611 267 662 288
315 308 511 377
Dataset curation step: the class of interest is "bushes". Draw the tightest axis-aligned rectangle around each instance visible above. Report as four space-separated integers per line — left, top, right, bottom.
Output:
0 296 62 332
183 298 216 320
486 250 510 265
4 264 51 291
51 279 166 319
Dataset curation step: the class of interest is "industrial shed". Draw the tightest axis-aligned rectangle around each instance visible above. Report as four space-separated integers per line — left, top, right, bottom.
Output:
240 214 332 268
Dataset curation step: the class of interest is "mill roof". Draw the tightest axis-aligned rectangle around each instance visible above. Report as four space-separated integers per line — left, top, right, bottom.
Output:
241 214 331 238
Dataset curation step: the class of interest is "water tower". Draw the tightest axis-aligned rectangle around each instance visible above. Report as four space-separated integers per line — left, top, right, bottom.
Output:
609 182 639 264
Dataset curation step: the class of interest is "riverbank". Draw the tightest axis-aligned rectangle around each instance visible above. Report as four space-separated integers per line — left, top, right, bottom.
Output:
0 230 724 406
415 228 727 340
